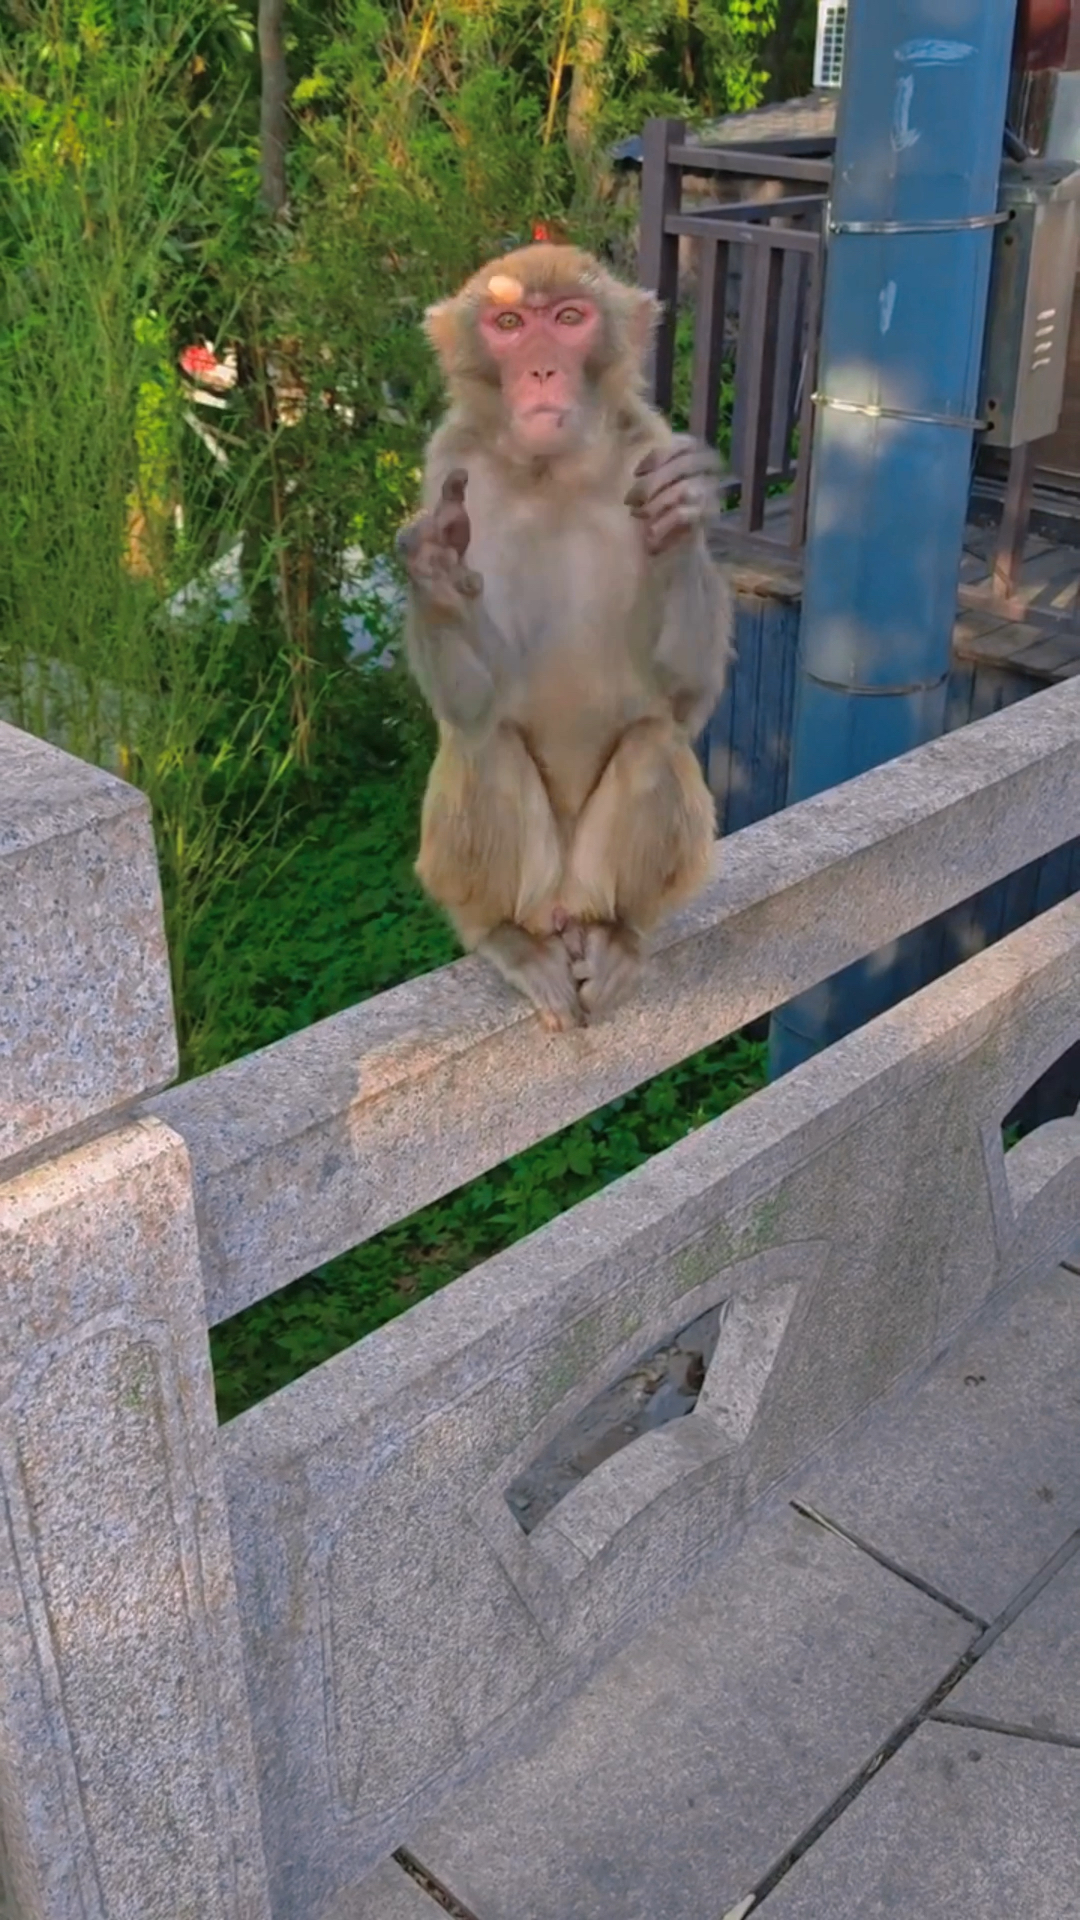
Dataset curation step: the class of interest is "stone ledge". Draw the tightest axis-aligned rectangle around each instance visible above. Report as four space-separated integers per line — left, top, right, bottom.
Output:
148 676 1080 1324
0 723 177 1166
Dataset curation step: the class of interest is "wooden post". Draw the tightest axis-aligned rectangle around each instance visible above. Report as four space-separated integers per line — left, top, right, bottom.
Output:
638 118 684 414
739 241 785 532
689 237 730 446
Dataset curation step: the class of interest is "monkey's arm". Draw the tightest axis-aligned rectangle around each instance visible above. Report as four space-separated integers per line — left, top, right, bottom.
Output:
398 469 520 741
404 598 511 739
650 537 734 737
625 437 734 736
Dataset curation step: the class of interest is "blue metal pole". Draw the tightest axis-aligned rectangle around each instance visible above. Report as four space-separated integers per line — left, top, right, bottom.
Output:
768 0 1019 1079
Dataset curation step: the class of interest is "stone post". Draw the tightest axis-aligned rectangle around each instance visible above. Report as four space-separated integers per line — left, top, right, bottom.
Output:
0 724 270 1919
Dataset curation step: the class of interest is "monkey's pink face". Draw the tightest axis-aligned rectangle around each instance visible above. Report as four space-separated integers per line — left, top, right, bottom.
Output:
479 294 603 454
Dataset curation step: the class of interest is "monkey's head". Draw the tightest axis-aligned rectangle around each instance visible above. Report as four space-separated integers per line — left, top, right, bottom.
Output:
424 244 662 458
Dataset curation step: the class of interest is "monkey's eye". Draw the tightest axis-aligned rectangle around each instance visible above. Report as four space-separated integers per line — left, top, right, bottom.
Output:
556 306 585 326
494 311 524 331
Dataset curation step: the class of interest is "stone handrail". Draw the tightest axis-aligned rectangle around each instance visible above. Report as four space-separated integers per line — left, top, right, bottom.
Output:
3 691 1080 1920
133 672 1080 1325
222 887 1080 1908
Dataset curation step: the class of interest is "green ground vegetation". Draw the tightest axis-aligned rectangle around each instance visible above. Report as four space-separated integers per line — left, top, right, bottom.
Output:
1 0 815 1416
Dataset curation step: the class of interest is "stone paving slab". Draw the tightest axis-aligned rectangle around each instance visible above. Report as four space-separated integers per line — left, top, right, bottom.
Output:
758 1722 1080 1918
324 1858 442 1919
946 1551 1080 1739
395 1262 1080 1920
403 1503 973 1920
790 1259 1080 1620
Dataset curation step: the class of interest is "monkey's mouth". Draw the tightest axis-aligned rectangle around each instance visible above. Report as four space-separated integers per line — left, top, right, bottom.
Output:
511 399 579 456
516 403 574 445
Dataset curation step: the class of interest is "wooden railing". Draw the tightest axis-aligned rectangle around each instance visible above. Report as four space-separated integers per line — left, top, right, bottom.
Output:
637 116 830 555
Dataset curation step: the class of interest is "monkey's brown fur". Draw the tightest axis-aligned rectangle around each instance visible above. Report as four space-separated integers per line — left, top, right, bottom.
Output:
398 244 733 1029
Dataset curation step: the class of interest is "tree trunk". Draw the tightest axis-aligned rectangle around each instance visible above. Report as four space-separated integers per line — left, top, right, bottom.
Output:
258 0 289 216
764 0 818 104
566 1 609 172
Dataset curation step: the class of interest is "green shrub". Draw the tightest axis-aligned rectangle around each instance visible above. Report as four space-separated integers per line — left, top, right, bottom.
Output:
1 0 795 1419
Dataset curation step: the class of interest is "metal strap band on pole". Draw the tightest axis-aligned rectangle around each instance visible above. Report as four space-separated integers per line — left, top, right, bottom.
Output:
829 212 1011 235
812 393 988 431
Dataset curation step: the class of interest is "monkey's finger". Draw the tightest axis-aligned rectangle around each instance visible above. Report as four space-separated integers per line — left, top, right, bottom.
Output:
409 547 483 610
630 440 719 481
646 478 718 528
432 497 472 560
626 445 720 508
631 433 714 477
643 501 699 553
440 468 469 506
631 447 663 481
395 518 427 559
631 478 717 528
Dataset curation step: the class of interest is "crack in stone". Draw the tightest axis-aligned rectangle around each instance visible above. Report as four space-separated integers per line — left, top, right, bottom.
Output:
789 1498 989 1627
393 1847 482 1918
728 1525 1080 1915
929 1707 1080 1751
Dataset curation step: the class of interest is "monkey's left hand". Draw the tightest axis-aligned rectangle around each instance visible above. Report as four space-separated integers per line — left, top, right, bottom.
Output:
625 435 721 557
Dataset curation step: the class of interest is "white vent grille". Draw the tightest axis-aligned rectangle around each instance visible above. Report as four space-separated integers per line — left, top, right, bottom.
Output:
814 2 847 89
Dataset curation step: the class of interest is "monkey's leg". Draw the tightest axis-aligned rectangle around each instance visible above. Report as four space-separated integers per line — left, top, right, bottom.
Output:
415 728 583 1031
561 717 716 1020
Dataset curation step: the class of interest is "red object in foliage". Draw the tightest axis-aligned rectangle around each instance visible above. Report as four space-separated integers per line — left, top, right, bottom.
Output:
179 342 220 378
1016 0 1080 70
532 222 551 242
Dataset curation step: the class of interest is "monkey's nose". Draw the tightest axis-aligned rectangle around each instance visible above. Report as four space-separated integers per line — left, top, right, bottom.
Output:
529 367 558 385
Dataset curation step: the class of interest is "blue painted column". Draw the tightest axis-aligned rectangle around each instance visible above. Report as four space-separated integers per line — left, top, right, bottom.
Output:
768 0 1019 1078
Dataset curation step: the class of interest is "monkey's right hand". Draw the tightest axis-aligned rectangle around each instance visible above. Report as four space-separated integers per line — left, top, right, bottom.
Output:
396 470 483 616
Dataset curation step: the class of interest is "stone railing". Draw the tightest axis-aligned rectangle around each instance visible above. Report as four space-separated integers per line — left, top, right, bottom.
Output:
3 685 1080 1920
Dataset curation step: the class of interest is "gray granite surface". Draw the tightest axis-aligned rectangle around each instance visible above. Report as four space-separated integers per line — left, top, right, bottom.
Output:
394 1259 1080 1920
403 1503 974 1919
1 721 176 1164
946 1549 1080 1738
790 1259 1080 1620
761 1724 1080 1919
323 1859 443 1919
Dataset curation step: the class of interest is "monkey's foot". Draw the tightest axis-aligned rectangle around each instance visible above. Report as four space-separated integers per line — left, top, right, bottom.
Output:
568 923 642 1022
479 924 585 1032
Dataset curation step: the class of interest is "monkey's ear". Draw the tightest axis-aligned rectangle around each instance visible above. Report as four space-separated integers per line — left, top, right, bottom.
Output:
424 298 462 368
627 290 663 357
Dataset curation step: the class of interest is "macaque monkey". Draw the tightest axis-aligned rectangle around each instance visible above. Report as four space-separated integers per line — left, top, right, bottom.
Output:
397 243 733 1030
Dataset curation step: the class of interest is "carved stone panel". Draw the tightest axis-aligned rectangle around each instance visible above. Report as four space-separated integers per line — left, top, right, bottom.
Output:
0 1119 269 1920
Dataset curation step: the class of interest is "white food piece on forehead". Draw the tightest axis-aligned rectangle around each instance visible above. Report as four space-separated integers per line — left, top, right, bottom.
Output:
487 273 525 305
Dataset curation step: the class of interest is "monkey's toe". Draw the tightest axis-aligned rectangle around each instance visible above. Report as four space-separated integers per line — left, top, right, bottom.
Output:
482 927 585 1031
558 917 588 962
574 924 642 1022
537 1002 581 1034
528 939 587 1031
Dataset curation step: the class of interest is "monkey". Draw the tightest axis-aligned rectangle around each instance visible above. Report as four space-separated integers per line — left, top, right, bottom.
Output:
396 242 734 1031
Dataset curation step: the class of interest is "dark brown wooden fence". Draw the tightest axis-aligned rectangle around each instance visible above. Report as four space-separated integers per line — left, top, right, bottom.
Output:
637 116 829 555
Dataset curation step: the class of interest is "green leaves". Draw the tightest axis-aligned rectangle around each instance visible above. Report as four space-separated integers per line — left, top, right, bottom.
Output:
2 0 811 1427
